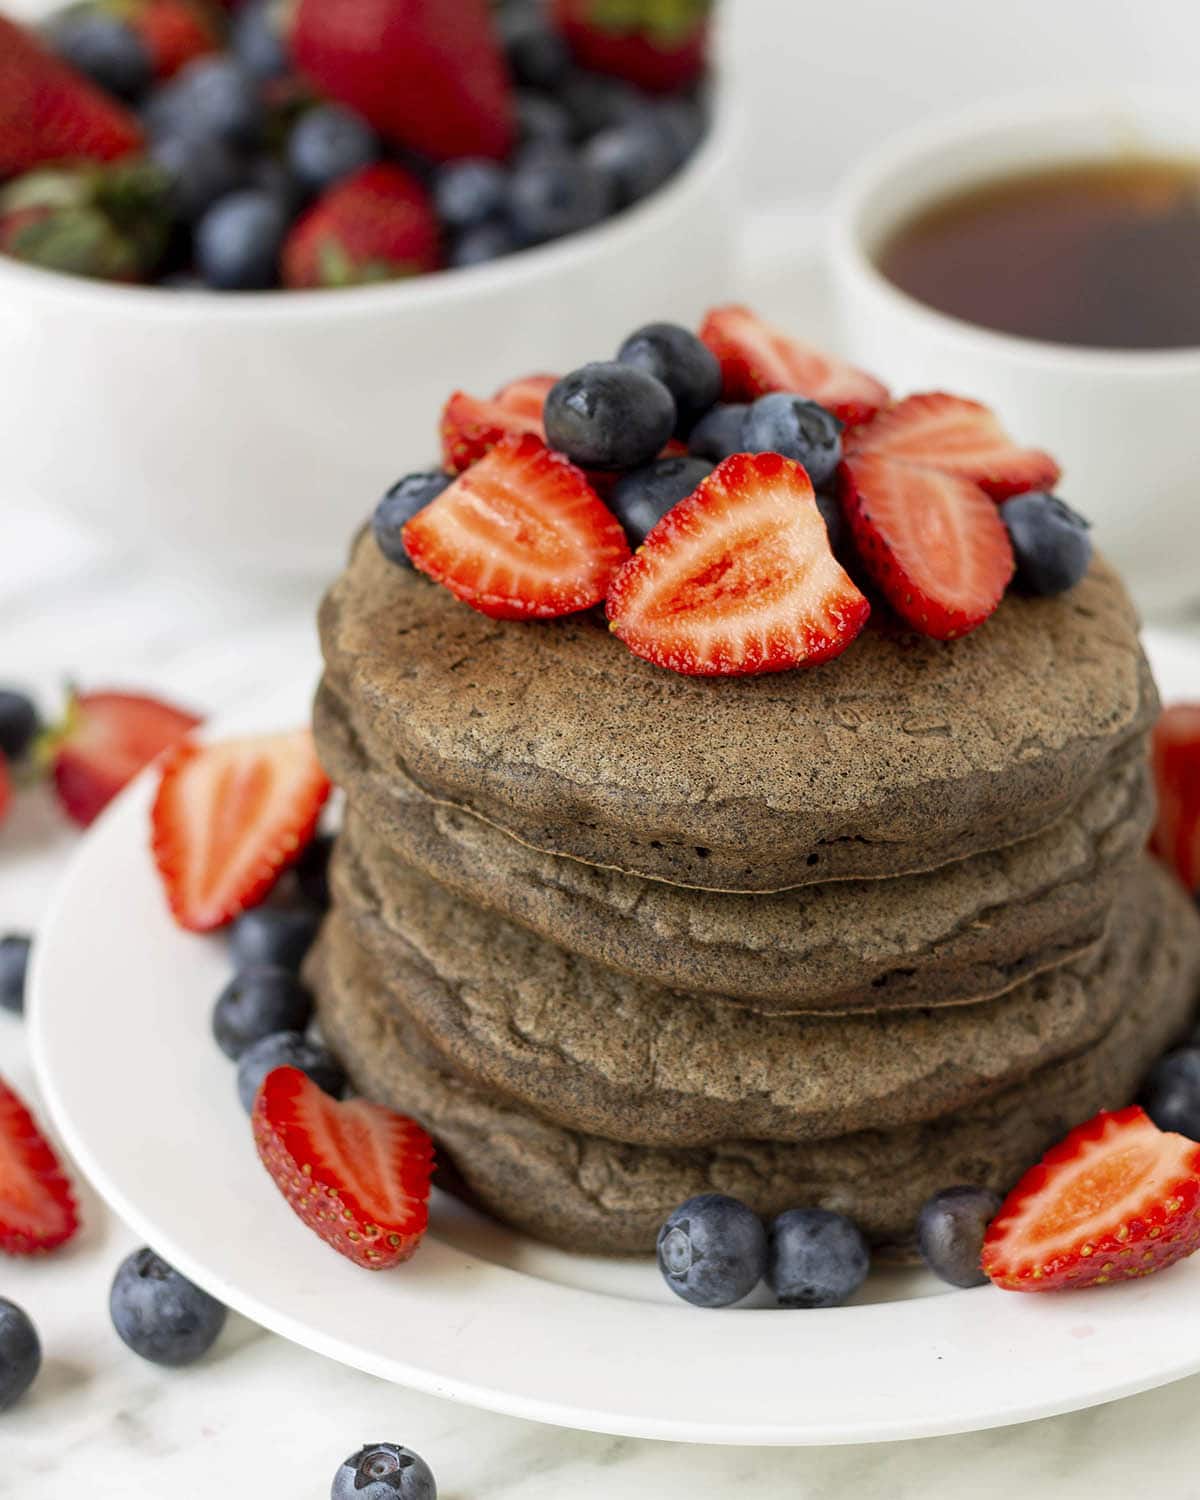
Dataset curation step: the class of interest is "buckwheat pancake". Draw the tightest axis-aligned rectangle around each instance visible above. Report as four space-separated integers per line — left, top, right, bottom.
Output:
326 848 1158 1146
318 697 1152 1011
310 858 1200 1255
317 532 1155 892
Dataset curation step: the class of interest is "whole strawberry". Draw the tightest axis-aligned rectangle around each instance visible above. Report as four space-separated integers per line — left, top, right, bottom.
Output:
282 163 440 289
552 0 713 93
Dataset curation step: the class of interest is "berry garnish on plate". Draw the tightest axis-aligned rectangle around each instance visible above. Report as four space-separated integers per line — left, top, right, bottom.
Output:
0 1299 40 1412
656 1192 767 1308
1002 492 1093 596
1151 704 1200 894
0 689 40 763
236 1032 344 1114
687 402 747 462
0 935 31 1017
50 8 154 101
286 101 379 195
332 1443 437 1500
109 1246 227 1365
552 0 713 94
616 321 722 436
915 1185 1002 1289
0 1076 79 1256
230 905 322 974
439 373 557 473
767 1208 870 1309
982 1106 1200 1291
374 472 454 565
282 162 441 290
608 454 713 546
606 451 870 676
253 1065 435 1269
740 393 843 487
112 0 221 83
403 431 631 620
1140 1049 1200 1142
151 727 331 931
212 966 314 1060
544 361 677 470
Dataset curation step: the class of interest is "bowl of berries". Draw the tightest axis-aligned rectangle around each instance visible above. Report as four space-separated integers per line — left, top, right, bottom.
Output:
0 0 736 574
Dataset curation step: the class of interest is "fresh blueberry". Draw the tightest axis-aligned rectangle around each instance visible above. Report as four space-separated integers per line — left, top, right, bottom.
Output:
0 1299 40 1412
657 1193 767 1308
507 143 611 244
915 1186 1003 1288
230 0 291 80
434 159 508 232
152 133 249 223
1140 1048 1200 1140
767 1208 870 1309
195 189 286 290
450 219 519 268
246 154 307 217
559 70 647 139
609 456 712 545
0 689 40 761
515 91 573 146
544 362 675 470
288 104 378 194
617 322 721 435
294 832 335 910
373 473 453 566
688 403 747 462
1002 492 1093 596
145 58 264 151
816 490 854 565
0 935 30 1017
237 1031 346 1114
581 118 676 209
498 10 570 90
654 96 707 169
52 11 152 101
331 1443 437 1500
230 907 321 974
213 967 313 1060
110 1248 226 1367
740 394 843 487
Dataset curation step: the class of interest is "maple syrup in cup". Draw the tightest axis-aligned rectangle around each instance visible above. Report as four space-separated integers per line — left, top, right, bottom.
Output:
829 93 1200 616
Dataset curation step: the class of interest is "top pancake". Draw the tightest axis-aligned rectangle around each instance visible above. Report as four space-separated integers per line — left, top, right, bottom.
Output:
318 529 1155 892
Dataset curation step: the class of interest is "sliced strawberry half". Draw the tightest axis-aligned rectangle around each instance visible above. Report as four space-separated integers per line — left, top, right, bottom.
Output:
698 305 889 426
439 373 557 473
253 1066 435 1270
0 1077 79 1256
606 451 870 676
1151 704 1200 892
841 453 1014 640
404 432 630 620
846 392 1061 501
983 1106 1200 1292
151 728 331 932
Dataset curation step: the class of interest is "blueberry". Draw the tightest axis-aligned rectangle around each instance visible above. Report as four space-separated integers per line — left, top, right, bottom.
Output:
816 490 854 565
915 1185 1003 1288
0 1299 40 1412
195 189 286 290
230 0 291 80
617 322 721 435
53 11 152 101
0 934 30 1017
450 219 519 268
288 104 378 195
559 71 647 139
654 97 707 169
544 362 675 470
373 473 453 566
1002 492 1093 596
110 1248 226 1367
434 159 508 232
515 91 573 147
581 118 676 209
294 832 335 910
656 1193 767 1308
213 967 313 1060
237 1031 345 1114
146 58 264 151
767 1208 870 1309
507 143 611 244
498 10 570 91
609 456 712 545
688 403 747 462
1140 1048 1200 1139
152 133 249 223
230 907 321 975
331 1443 437 1500
740 394 843 488
0 689 40 761
246 154 307 218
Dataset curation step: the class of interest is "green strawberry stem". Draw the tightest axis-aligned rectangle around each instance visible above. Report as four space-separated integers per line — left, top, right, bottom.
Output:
584 0 711 46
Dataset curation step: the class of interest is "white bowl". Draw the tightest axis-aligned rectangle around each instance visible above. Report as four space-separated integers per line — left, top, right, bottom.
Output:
2 105 739 576
829 90 1200 618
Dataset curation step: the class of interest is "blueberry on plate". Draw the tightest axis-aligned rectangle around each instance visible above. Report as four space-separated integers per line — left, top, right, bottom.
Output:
656 1192 767 1308
151 132 249 223
213 966 313 1060
1140 1047 1200 1140
237 1031 346 1114
0 934 30 1016
654 97 707 169
1001 492 1093 596
195 188 287 290
815 491 854 567
0 1298 40 1412
230 907 321 974
0 689 40 762
498 8 570 91
609 456 712 545
294 831 335 910
581 117 676 209
544 361 675 470
230 0 291 80
688 403 747 462
740 394 843 487
145 58 264 151
617 323 721 436
52 11 152 101
434 159 508 232
506 143 611 245
767 1208 869 1308
514 91 573 147
450 219 519 269
373 473 453 566
331 1443 437 1500
559 70 646 139
288 104 379 195
110 1248 226 1367
915 1185 1003 1288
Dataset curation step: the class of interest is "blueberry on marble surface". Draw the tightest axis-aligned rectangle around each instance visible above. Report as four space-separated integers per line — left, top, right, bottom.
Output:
110 1248 226 1367
212 966 313 1060
331 1443 437 1500
373 474 453 567
0 1298 40 1411
767 1208 869 1308
609 456 713 545
237 1031 345 1114
915 1186 1003 1288
544 362 675 470
656 1192 767 1308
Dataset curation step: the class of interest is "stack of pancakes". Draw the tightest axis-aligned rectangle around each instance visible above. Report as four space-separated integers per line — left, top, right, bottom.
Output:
308 530 1200 1256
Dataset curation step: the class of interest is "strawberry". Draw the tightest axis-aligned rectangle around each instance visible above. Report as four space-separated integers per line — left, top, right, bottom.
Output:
118 0 221 80
1151 704 1200 893
982 1106 1200 1292
845 392 1061 501
840 453 1014 641
290 0 514 162
282 163 440 290
404 432 631 620
42 689 200 827
253 1066 434 1270
439 374 557 473
698 305 890 427
606 451 870 676
0 16 143 178
551 0 712 94
0 1077 80 1256
151 728 330 931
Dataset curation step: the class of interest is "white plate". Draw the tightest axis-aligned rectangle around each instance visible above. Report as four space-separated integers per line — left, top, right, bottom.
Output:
27 635 1200 1447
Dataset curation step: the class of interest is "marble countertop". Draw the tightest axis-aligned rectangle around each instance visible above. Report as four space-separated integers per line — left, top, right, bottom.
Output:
4 504 1200 1499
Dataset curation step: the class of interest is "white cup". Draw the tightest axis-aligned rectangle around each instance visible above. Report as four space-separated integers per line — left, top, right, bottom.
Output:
829 90 1200 619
